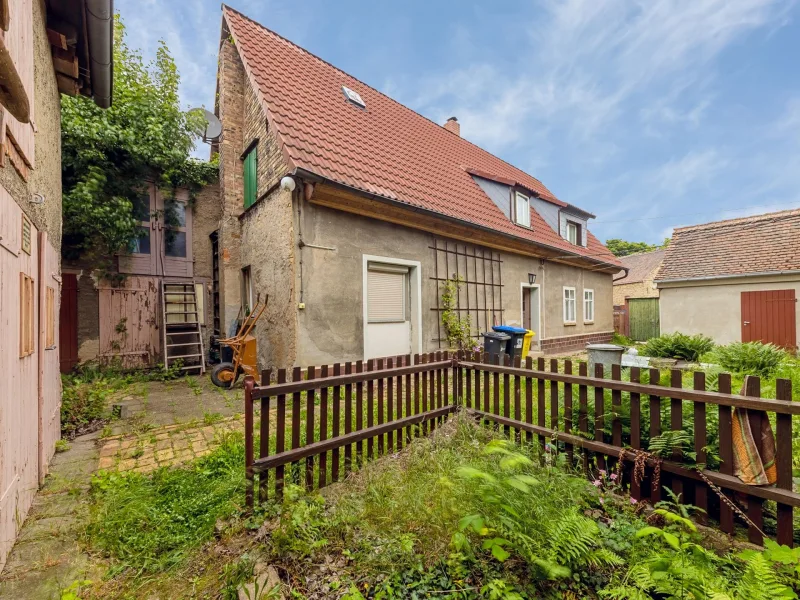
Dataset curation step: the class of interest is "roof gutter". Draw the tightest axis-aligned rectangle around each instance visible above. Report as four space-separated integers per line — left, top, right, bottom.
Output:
85 0 114 108
294 167 622 272
656 269 800 285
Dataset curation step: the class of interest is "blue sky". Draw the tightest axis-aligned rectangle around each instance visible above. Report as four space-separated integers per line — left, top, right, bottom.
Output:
118 0 800 244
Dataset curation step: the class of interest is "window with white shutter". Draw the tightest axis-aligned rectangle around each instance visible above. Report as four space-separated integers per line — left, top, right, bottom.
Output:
367 265 408 323
514 192 530 227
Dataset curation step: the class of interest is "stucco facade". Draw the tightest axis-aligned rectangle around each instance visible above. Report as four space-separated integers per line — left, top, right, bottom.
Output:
659 274 800 345
214 20 615 370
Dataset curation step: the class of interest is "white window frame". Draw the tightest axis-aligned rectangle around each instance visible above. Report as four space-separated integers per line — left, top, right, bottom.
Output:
514 191 530 228
584 288 594 323
567 221 579 245
563 286 576 324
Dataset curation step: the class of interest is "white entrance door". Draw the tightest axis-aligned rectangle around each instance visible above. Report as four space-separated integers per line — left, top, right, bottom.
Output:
364 263 411 359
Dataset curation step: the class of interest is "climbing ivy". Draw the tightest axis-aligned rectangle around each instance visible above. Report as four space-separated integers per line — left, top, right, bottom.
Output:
440 277 474 351
61 16 218 267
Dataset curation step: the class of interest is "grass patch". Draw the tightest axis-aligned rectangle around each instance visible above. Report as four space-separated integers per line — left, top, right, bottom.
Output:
86 432 246 573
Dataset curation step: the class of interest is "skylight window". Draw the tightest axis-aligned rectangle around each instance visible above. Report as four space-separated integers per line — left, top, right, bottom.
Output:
342 86 366 109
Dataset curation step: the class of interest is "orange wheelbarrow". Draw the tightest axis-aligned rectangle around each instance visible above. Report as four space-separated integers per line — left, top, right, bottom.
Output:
210 296 267 388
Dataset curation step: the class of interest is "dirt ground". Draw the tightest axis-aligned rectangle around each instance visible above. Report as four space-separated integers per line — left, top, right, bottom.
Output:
0 375 246 600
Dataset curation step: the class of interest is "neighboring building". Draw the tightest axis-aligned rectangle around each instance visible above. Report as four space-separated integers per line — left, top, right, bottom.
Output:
613 249 666 305
207 5 621 367
656 209 800 349
61 182 221 372
0 0 113 571
612 249 666 340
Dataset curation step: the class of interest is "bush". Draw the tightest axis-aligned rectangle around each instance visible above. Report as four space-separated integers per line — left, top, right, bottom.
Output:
640 333 714 362
710 341 788 377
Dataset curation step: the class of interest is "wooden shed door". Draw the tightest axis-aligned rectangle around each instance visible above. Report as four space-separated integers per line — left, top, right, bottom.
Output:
628 298 660 341
59 273 78 373
99 277 162 368
741 290 796 349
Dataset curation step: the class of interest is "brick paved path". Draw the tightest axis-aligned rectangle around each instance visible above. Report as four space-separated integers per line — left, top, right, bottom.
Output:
98 417 245 473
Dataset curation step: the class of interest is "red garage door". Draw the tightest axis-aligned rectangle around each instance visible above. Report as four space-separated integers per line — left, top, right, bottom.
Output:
741 289 796 349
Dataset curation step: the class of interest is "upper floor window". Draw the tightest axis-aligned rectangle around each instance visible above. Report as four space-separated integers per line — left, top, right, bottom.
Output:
514 191 530 228
567 221 580 245
243 146 258 209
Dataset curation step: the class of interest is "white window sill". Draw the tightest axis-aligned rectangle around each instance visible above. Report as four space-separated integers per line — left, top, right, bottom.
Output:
563 321 577 326
584 321 594 325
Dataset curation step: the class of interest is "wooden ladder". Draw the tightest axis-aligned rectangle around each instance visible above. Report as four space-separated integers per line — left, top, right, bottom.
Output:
161 281 206 374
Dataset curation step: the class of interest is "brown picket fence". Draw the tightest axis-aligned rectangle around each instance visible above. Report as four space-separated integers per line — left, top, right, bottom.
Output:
243 352 455 505
243 351 799 547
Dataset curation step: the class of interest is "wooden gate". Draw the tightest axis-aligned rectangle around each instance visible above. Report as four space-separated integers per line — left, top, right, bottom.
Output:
98 277 161 368
628 298 659 341
59 273 78 373
741 290 797 349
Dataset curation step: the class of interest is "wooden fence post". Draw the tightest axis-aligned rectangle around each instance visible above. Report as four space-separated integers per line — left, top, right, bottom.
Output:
244 375 255 509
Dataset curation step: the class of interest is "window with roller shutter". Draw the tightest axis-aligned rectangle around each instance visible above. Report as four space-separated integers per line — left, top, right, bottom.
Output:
367 265 408 323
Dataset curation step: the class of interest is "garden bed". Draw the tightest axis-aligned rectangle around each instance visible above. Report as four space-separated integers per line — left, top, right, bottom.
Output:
81 415 800 599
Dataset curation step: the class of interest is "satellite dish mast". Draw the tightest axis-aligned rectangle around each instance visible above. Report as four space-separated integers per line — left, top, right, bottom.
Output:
189 108 222 143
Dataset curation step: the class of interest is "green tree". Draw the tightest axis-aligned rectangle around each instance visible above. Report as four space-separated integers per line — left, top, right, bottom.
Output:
605 238 669 257
61 16 217 266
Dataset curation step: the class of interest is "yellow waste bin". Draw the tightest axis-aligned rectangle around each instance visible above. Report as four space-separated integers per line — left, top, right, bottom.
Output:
522 330 535 357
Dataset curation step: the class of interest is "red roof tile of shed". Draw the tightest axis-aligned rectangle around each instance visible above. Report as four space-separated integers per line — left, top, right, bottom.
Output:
614 249 666 285
656 209 800 281
222 6 620 268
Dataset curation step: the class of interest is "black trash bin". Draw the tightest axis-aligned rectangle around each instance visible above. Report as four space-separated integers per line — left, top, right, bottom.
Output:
492 325 529 361
481 331 510 361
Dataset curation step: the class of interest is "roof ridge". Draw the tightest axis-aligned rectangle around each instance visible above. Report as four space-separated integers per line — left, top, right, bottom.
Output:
674 207 800 233
221 5 563 203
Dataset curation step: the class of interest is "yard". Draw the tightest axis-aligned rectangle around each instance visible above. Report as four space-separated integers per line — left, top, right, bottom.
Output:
3 339 800 599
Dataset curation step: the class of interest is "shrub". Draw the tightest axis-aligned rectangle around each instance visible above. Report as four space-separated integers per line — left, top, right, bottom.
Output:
640 333 714 362
710 341 788 377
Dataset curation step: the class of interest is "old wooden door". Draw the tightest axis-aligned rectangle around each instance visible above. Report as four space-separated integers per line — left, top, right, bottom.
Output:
741 290 796 349
59 273 78 373
98 277 161 368
628 298 660 341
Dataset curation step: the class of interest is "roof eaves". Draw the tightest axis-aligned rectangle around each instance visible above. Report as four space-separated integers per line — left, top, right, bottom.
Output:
300 167 622 271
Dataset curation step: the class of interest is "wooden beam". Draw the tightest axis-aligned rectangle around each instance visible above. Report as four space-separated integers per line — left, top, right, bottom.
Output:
460 361 800 415
311 183 620 273
55 72 80 97
52 47 78 78
46 28 67 50
251 359 453 399
252 405 456 472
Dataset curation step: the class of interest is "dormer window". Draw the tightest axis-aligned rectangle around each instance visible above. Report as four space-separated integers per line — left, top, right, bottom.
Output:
567 220 580 245
514 191 530 228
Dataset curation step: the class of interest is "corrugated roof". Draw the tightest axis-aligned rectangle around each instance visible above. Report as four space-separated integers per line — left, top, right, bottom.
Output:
656 208 800 281
222 6 620 268
614 249 667 285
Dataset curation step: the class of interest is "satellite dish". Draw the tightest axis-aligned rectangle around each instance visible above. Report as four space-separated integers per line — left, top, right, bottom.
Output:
189 108 222 143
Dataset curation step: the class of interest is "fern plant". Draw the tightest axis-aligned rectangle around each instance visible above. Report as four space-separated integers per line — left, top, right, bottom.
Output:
455 440 622 584
709 341 788 377
641 333 715 362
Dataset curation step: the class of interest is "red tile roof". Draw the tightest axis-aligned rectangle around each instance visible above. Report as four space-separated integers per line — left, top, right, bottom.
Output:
222 6 620 268
656 209 800 281
614 249 667 285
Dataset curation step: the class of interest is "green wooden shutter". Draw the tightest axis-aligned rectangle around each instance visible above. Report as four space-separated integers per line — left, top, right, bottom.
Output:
243 148 257 208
